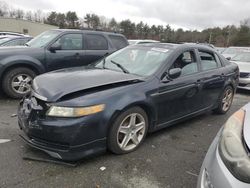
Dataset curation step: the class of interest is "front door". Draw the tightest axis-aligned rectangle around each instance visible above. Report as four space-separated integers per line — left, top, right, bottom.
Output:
46 33 85 71
155 50 205 125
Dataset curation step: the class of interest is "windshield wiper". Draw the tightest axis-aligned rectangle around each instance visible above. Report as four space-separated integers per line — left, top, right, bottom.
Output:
24 43 29 47
110 60 130 74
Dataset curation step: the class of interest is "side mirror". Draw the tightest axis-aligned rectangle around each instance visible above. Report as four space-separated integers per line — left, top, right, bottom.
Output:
226 57 231 60
49 43 61 52
168 68 182 79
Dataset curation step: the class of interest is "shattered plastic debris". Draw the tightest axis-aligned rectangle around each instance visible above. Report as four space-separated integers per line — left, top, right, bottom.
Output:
100 166 106 171
0 139 11 144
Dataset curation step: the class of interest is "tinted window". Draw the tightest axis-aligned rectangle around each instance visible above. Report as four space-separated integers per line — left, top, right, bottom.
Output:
170 51 198 76
53 34 83 50
215 54 222 67
199 51 218 71
108 35 127 49
86 34 108 50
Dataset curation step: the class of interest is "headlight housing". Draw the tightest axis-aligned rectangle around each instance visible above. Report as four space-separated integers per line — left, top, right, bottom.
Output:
46 104 105 117
219 109 250 183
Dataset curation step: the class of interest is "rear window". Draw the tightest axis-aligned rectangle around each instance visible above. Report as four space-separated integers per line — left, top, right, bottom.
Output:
199 51 218 71
86 34 108 50
108 35 128 50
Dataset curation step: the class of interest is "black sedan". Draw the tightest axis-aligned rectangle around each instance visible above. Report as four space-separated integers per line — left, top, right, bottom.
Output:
18 43 239 161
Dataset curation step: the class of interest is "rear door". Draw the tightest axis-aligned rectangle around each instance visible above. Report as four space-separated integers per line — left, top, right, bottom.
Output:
83 33 110 65
46 33 85 71
196 49 226 108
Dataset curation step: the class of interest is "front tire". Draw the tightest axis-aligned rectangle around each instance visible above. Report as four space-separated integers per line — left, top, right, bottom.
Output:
108 107 148 154
214 85 234 114
2 67 36 99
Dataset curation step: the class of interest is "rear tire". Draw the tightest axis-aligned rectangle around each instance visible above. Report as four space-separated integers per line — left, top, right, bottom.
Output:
214 85 234 114
2 67 36 99
108 107 148 154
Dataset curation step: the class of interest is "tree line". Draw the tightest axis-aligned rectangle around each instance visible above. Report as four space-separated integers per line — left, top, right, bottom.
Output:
1 1 250 47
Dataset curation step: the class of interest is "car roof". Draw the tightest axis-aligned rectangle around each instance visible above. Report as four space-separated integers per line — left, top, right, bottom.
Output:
51 29 126 36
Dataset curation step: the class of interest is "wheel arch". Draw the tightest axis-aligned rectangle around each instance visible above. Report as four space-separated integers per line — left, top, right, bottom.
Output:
0 61 44 82
106 101 157 136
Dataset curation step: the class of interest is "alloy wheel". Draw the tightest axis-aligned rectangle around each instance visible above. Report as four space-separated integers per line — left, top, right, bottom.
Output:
222 88 233 112
11 74 32 94
117 113 146 151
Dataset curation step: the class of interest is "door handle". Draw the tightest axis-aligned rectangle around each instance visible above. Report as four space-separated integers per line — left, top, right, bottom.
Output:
74 53 80 59
220 73 225 79
196 79 202 84
104 53 109 57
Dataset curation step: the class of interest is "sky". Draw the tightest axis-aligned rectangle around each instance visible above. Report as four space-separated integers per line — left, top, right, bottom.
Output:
5 0 250 30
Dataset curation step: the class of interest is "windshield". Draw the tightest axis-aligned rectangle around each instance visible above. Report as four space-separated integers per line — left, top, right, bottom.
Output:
0 37 11 45
26 30 61 48
231 52 250 62
95 46 172 76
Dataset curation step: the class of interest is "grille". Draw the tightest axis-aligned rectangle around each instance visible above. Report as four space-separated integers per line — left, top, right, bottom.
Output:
239 83 248 87
240 72 250 78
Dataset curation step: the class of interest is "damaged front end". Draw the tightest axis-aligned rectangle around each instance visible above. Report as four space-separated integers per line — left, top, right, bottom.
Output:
18 91 107 161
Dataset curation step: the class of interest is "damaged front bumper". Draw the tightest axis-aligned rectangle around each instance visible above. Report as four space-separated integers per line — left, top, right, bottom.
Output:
18 95 107 161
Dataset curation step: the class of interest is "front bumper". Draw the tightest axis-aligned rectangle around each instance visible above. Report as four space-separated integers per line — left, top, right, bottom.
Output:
18 96 107 161
238 77 250 90
197 130 250 188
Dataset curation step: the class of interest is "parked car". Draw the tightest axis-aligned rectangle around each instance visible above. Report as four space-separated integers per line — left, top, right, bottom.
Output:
18 43 239 161
230 52 250 90
0 36 32 47
128 39 160 45
222 46 250 59
0 29 128 98
215 47 226 54
197 104 250 188
0 31 30 37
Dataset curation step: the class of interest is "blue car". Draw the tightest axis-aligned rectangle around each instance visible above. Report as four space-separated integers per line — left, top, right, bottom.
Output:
18 43 239 161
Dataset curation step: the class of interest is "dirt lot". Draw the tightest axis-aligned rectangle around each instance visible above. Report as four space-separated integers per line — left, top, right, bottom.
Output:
0 90 249 188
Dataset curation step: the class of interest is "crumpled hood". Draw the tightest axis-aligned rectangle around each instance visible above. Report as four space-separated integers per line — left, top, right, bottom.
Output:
231 61 250 72
32 67 143 102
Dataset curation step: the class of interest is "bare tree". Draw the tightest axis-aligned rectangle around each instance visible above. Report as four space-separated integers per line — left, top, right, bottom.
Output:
0 1 8 17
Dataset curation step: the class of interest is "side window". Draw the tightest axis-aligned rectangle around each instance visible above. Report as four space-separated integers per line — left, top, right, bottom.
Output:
53 34 83 50
86 34 108 50
199 51 218 71
171 51 198 76
108 35 128 49
215 54 223 67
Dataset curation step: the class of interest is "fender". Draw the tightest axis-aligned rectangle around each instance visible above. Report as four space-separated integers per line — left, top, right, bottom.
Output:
104 86 158 132
0 55 46 78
